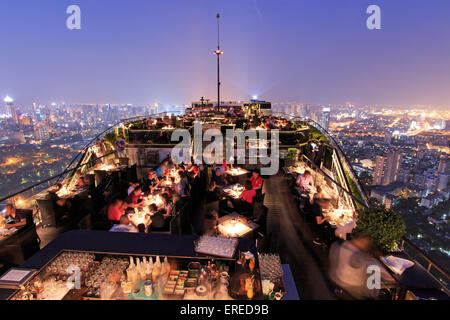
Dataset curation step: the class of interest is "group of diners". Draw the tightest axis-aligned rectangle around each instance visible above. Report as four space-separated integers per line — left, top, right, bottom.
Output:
293 169 335 247
207 161 264 218
107 158 200 234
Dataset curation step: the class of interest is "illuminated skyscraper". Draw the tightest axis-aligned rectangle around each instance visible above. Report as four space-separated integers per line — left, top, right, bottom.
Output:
11 106 20 125
438 155 448 174
320 107 330 131
372 149 402 186
3 96 14 115
35 123 50 141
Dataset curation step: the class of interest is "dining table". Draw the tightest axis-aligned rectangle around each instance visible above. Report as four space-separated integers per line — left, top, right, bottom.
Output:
217 213 259 238
222 184 245 199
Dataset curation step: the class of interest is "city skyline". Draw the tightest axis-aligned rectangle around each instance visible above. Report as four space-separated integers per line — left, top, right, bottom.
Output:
1 0 450 108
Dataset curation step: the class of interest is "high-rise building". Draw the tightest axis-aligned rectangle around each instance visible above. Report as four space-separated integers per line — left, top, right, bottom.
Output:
300 105 309 119
10 106 20 125
320 107 330 131
438 174 449 191
3 96 14 116
384 130 392 145
372 149 402 186
438 155 448 174
35 123 50 141
372 155 387 186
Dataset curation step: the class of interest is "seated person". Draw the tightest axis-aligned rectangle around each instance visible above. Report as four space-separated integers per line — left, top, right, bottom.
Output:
146 171 161 192
281 119 292 131
176 171 190 197
214 163 226 177
239 180 257 205
213 168 228 189
230 180 256 215
107 199 125 222
48 183 69 219
2 204 27 230
221 159 230 171
186 164 200 177
160 193 174 217
148 197 172 231
128 182 140 195
250 170 264 201
311 187 332 246
156 160 169 179
250 170 263 191
295 170 314 194
126 186 144 208
310 186 331 209
109 214 139 233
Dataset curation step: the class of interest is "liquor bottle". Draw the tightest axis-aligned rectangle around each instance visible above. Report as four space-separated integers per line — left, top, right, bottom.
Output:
129 256 135 269
162 257 170 275
127 257 135 282
148 256 154 269
155 256 161 273
138 259 146 282
146 261 153 281
152 256 161 283
136 257 141 271
142 257 148 270
131 270 141 294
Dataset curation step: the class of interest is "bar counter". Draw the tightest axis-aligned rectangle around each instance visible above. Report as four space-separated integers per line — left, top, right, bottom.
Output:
0 230 261 300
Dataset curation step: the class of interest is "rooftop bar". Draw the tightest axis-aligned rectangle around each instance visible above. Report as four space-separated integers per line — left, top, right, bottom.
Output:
0 108 448 301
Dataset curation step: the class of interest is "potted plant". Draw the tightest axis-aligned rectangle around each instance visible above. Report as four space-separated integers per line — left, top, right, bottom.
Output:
352 207 406 254
285 148 299 167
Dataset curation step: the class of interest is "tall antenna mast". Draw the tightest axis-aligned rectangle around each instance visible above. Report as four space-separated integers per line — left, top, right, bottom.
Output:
214 13 223 111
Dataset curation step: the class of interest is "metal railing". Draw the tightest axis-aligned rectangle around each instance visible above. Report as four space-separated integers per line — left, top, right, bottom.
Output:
300 154 368 209
401 237 449 292
273 111 369 207
0 112 178 205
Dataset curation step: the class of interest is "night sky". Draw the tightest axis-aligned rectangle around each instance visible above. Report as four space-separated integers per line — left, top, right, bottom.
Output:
0 0 449 108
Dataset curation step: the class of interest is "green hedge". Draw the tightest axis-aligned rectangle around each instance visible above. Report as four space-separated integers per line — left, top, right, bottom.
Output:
352 207 406 253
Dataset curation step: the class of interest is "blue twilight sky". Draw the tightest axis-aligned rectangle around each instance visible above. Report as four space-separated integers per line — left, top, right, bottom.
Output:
0 0 449 108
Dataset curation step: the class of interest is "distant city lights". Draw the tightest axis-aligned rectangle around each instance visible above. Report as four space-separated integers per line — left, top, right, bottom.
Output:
3 96 13 103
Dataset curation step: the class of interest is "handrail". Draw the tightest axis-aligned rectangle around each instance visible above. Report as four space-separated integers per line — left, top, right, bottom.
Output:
402 237 450 282
56 112 183 182
273 111 370 205
1 112 182 202
300 154 369 209
0 151 115 203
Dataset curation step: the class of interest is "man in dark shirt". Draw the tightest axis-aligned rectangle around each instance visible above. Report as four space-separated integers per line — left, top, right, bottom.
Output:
3 204 27 229
213 168 227 189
